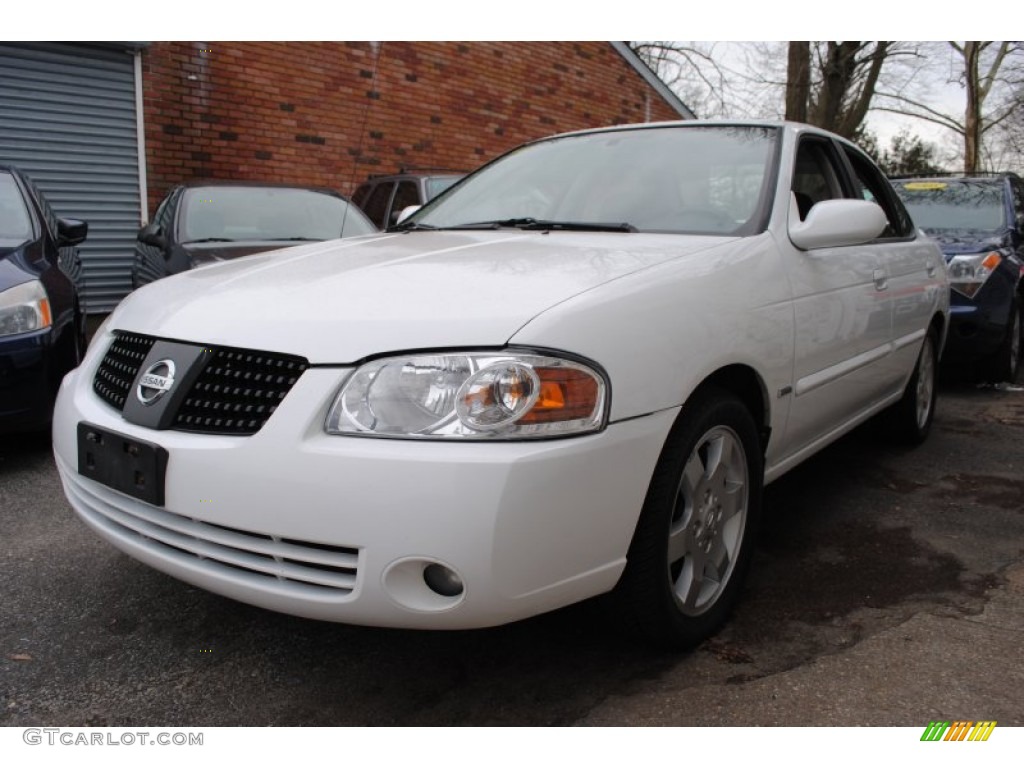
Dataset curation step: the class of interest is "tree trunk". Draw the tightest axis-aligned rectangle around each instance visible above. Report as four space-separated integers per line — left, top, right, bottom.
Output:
837 42 889 138
811 42 860 135
785 42 810 122
963 42 982 173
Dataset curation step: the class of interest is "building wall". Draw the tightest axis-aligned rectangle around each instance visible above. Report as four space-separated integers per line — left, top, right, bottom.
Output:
141 42 685 214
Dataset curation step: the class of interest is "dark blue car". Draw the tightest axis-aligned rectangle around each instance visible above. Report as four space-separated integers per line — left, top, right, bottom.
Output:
0 164 87 434
894 174 1024 382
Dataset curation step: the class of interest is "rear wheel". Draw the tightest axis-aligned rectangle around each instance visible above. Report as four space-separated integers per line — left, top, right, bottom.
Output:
885 328 938 445
619 388 762 650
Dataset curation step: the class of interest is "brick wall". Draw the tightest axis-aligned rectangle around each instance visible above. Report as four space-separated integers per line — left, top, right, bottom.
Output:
141 42 685 214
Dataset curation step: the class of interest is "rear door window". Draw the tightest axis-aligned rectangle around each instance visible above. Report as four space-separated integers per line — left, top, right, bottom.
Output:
389 181 421 226
841 146 913 238
362 182 395 229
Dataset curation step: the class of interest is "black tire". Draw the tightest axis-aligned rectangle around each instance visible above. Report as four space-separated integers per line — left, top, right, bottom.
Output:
73 301 86 366
886 327 938 445
984 299 1021 384
619 387 763 650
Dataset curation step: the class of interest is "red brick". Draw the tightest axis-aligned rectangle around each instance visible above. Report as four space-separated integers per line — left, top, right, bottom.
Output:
142 42 683 213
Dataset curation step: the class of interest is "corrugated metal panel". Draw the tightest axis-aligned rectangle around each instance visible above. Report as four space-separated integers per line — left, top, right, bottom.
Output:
0 43 141 313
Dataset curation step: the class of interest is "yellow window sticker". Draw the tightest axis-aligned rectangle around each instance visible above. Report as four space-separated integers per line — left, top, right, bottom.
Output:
902 182 948 190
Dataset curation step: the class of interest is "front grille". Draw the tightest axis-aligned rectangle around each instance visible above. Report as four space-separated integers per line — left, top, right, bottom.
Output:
174 348 308 435
93 332 157 410
93 331 308 436
63 463 359 596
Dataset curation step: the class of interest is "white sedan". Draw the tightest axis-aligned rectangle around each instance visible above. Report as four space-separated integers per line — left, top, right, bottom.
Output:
53 121 949 648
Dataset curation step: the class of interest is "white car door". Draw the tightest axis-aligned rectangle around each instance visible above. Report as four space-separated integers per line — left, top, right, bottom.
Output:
840 145 944 389
777 135 894 458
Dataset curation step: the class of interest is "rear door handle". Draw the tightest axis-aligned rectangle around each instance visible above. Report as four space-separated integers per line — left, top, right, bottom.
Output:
925 260 937 277
873 269 888 291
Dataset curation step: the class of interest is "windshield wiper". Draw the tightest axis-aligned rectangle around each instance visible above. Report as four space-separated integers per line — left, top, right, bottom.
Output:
263 237 320 242
448 218 637 233
391 221 438 232
181 237 236 244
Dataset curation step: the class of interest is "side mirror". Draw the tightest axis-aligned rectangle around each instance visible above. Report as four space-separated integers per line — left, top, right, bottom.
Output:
395 205 421 226
57 218 88 247
138 222 168 251
788 195 887 251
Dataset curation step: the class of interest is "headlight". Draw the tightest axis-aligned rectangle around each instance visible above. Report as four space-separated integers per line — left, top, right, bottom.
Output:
0 280 52 338
947 251 1002 298
325 351 607 439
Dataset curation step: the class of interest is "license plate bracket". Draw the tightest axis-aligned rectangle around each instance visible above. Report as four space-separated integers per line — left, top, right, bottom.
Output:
77 422 168 506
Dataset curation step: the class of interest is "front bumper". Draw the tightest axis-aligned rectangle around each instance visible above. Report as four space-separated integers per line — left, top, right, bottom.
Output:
53 353 677 629
943 305 1006 363
942 264 1017 365
0 328 58 433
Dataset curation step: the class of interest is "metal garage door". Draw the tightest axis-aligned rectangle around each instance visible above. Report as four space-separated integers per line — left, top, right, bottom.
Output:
0 42 143 313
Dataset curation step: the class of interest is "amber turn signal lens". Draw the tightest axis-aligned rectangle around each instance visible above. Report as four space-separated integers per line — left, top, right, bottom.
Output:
519 367 600 424
39 298 52 328
980 252 1002 271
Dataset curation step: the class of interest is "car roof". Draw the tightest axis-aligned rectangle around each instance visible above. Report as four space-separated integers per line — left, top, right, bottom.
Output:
892 172 1019 183
358 171 465 184
525 119 860 149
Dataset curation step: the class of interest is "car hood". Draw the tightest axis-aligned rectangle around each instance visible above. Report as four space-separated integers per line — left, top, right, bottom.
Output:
924 228 1010 257
111 231 735 363
0 241 34 291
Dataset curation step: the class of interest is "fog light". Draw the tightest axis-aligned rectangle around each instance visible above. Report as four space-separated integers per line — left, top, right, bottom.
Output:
423 563 464 597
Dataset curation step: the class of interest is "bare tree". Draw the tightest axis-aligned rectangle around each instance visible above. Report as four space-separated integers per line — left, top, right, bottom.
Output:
766 42 895 138
785 42 810 122
875 42 1024 172
810 42 891 138
629 42 754 119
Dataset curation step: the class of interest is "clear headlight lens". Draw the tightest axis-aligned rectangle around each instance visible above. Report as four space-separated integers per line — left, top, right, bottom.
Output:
947 251 1002 298
0 280 52 338
326 352 607 439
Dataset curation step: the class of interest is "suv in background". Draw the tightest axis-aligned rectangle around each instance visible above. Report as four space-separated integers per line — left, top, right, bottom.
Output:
352 169 464 230
893 173 1024 382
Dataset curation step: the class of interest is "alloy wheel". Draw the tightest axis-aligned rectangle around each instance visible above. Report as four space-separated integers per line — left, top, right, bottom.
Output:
667 425 749 616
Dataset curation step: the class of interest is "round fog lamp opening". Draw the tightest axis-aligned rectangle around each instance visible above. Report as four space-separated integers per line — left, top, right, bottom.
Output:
423 563 465 597
456 362 540 431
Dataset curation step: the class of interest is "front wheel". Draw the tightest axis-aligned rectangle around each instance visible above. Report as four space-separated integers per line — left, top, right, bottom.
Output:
619 388 763 650
984 299 1021 384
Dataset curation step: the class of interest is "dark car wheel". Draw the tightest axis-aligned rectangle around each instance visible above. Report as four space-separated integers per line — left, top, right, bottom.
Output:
619 387 762 650
985 299 1021 384
73 301 86 365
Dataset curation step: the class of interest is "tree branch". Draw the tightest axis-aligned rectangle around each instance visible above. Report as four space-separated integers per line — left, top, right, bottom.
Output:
875 91 966 133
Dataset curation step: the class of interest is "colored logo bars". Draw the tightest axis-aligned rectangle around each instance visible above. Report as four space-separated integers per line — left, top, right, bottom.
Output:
920 721 997 742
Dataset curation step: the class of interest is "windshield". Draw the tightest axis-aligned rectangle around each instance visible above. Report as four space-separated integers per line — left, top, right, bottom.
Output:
410 125 778 235
894 180 1007 232
179 186 376 243
0 173 33 245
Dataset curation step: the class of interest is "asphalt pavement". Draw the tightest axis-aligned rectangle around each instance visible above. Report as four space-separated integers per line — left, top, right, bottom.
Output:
1 381 1022 726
